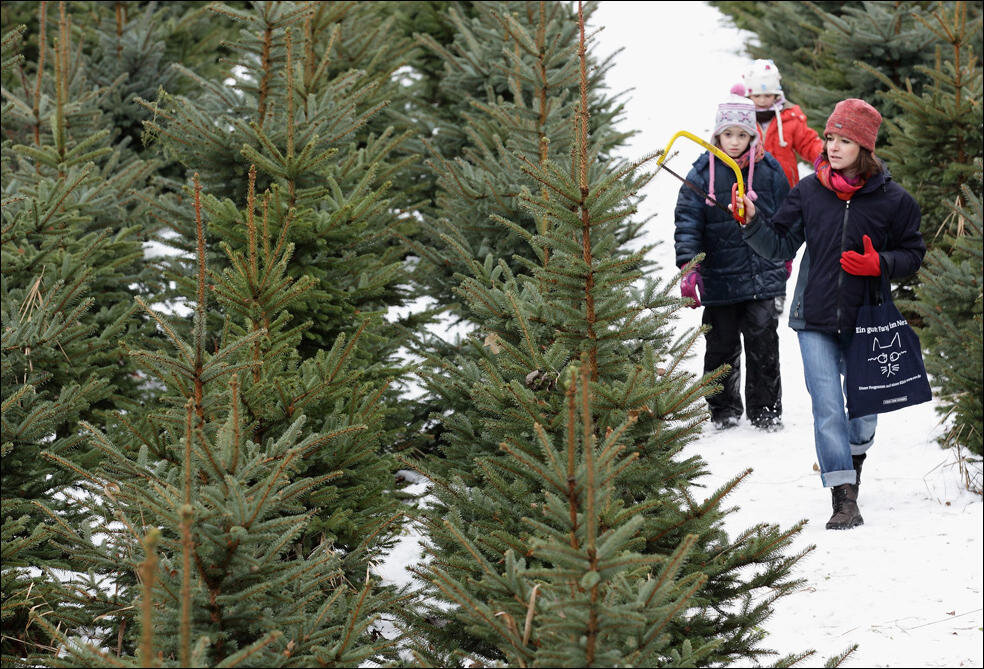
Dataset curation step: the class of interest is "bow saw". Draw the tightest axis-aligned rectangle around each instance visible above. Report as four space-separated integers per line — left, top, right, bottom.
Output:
656 130 747 224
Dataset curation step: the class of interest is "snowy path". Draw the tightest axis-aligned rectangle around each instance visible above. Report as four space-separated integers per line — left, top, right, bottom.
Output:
375 3 982 667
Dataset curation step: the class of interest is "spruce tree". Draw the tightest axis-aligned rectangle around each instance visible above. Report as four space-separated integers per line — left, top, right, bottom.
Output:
134 1 422 552
908 163 984 477
401 5 811 665
862 1 983 239
408 0 635 314
139 0 419 358
32 176 400 667
1 6 158 662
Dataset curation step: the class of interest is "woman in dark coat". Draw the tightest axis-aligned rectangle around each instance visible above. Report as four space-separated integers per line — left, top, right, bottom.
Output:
738 98 926 530
674 95 791 431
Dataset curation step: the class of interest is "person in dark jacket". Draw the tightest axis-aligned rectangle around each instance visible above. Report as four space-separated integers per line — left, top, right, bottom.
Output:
738 98 926 530
674 95 791 431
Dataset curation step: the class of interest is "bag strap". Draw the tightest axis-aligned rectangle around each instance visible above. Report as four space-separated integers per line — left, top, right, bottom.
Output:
862 273 891 306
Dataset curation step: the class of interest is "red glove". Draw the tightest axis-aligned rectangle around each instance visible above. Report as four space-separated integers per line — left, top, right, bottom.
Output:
840 234 881 276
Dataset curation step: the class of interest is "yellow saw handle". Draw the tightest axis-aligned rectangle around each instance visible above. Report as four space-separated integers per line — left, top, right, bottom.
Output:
658 130 746 222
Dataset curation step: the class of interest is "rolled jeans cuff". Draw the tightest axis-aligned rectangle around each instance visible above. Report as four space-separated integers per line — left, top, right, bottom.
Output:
850 437 874 456
821 468 857 488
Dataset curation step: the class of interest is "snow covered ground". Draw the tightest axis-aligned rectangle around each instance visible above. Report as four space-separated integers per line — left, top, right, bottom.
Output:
375 3 983 667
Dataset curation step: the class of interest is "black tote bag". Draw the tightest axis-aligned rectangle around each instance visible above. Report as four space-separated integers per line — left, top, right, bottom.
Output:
845 275 932 418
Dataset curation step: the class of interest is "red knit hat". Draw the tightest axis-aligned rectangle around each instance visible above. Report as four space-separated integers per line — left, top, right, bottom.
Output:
824 98 882 152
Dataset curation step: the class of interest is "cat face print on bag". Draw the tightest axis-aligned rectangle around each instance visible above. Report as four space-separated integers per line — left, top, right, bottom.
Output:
868 332 907 378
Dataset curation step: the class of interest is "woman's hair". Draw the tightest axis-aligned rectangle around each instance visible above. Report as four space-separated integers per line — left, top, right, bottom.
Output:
821 142 882 179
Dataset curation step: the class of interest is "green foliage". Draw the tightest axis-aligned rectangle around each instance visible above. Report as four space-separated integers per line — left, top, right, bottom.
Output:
139 0 419 356
1 5 160 661
134 1 424 549
409 0 636 312
33 179 400 667
907 163 984 464
415 364 719 667
400 7 812 666
864 2 983 239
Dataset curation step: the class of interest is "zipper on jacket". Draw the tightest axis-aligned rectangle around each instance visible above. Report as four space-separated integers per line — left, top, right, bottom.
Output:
836 199 851 331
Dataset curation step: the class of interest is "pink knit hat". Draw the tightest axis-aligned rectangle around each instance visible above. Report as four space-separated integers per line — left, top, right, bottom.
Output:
712 94 757 138
708 95 760 204
824 98 882 152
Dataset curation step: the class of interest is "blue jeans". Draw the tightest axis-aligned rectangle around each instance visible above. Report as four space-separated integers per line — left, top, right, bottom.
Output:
797 330 877 487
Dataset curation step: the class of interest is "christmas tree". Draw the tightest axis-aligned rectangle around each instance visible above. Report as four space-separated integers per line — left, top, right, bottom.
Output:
1 5 160 661
863 1 983 239
908 162 984 481
401 4 811 665
408 0 635 314
135 1 423 555
33 176 400 667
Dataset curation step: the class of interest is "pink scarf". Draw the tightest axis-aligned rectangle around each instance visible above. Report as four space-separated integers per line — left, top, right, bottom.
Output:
814 156 865 201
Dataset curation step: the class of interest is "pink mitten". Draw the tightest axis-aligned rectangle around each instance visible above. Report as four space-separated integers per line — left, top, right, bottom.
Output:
785 260 793 279
680 265 704 308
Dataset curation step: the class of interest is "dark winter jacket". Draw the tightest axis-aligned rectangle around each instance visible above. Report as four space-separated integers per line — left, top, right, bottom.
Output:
741 165 925 333
674 150 790 306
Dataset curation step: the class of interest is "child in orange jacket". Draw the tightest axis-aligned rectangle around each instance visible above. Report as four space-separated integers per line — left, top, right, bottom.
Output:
735 59 823 189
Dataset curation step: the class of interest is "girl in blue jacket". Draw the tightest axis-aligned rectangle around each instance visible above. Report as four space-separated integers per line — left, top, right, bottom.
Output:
674 95 791 431
739 98 926 530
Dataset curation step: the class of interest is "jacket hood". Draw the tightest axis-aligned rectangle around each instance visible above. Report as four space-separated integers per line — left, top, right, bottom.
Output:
857 161 892 193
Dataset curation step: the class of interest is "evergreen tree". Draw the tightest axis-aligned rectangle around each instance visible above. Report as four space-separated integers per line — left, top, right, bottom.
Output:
862 1 983 238
32 176 400 667
415 362 732 667
713 2 951 124
907 162 984 477
1 6 158 662
134 1 423 552
1 197 108 664
401 5 811 665
408 0 635 313
139 0 419 358
81 1 242 162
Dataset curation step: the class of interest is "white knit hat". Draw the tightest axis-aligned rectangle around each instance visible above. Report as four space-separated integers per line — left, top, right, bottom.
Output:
743 59 783 96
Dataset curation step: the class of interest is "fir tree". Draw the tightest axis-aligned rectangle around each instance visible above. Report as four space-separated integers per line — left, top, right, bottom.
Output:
713 2 959 125
401 5 811 665
80 1 242 163
139 0 419 357
907 162 984 477
134 1 423 552
1 5 158 662
862 1 983 239
32 176 400 667
408 0 635 314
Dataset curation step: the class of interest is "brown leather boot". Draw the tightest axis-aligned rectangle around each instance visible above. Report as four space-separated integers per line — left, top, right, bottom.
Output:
825 483 863 530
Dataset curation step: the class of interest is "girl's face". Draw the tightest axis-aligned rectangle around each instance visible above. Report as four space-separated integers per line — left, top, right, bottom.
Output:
825 132 861 174
750 93 778 108
719 127 753 158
